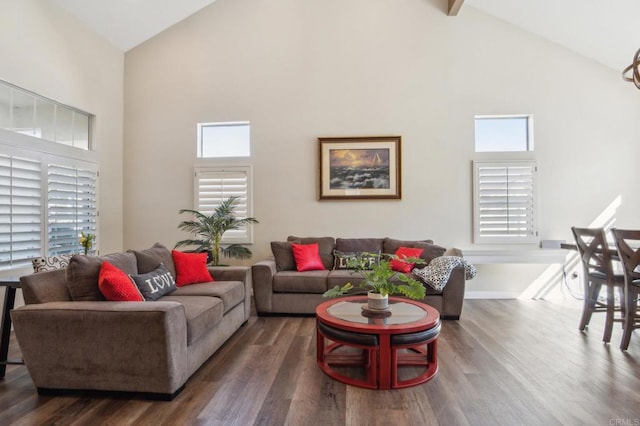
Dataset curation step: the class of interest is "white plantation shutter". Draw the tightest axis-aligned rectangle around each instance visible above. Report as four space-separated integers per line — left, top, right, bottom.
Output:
473 160 538 244
48 164 98 255
195 166 253 243
0 155 42 268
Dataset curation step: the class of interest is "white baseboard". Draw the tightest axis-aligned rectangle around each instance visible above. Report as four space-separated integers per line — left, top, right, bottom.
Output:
464 291 520 299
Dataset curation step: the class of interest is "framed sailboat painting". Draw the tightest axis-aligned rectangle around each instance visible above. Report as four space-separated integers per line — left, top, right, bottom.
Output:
318 136 401 200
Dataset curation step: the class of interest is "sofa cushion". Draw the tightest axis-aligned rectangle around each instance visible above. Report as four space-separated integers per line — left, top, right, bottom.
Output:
172 250 214 286
20 269 72 304
131 242 176 280
66 252 138 301
383 238 433 254
333 250 380 270
287 236 335 270
130 263 177 301
170 281 244 313
291 243 325 272
98 261 144 302
327 270 366 289
161 295 223 345
270 241 300 271
414 242 447 264
335 238 384 253
273 270 330 293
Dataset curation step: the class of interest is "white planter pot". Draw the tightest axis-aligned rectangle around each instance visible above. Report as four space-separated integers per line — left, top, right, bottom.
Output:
367 292 389 311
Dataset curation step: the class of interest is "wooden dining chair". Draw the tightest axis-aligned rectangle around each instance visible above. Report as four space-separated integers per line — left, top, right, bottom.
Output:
610 228 640 350
571 227 625 343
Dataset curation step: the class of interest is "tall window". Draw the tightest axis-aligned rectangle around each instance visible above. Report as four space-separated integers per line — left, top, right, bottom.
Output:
473 115 538 244
0 80 97 270
194 121 254 244
194 166 253 243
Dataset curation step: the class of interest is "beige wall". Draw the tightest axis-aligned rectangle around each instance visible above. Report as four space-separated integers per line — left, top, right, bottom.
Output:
0 0 125 258
123 0 640 297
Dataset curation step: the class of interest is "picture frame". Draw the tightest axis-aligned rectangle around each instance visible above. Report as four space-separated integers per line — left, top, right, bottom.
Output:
318 136 401 200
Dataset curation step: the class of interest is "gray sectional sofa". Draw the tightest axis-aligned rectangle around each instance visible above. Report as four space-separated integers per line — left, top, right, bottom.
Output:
252 237 466 319
10 243 251 399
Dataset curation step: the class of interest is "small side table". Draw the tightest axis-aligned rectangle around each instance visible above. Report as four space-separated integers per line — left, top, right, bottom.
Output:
0 277 24 378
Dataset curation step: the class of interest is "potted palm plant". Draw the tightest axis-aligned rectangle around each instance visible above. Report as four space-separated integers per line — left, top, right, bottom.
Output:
175 196 259 266
323 253 427 311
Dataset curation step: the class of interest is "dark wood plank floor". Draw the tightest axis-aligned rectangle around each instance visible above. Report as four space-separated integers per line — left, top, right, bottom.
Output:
1 298 638 425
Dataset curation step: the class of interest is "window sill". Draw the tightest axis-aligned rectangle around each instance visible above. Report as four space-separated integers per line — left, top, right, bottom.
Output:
461 249 567 264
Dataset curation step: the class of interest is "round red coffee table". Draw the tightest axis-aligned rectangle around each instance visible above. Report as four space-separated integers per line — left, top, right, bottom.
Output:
316 296 440 389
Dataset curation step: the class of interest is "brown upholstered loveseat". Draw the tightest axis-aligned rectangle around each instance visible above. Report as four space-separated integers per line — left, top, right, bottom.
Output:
252 237 466 319
10 243 252 400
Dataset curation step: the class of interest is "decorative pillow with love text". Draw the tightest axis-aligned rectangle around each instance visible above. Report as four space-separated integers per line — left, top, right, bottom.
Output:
333 250 381 270
130 263 177 301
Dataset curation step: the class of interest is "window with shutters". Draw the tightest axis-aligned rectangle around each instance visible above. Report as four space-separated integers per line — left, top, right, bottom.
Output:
48 164 98 255
194 166 253 243
0 155 42 269
0 144 99 271
473 160 538 244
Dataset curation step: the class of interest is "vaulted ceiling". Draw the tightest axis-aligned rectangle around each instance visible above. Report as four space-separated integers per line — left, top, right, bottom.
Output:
465 0 640 73
50 0 219 52
52 0 639 73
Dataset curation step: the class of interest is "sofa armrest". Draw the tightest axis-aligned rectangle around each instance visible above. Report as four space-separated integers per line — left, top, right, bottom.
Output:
207 265 250 282
440 266 466 319
207 266 252 321
444 247 463 257
251 258 277 313
10 301 188 395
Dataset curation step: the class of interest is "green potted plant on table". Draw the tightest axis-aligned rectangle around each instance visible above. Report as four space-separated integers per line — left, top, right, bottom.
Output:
175 196 259 266
323 253 427 311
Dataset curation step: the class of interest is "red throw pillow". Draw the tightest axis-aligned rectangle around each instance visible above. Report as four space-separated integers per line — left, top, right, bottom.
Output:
390 247 425 273
98 261 143 301
291 243 326 272
171 250 214 286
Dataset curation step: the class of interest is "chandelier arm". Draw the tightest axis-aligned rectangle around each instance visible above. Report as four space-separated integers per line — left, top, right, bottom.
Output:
622 48 640 89
622 63 635 82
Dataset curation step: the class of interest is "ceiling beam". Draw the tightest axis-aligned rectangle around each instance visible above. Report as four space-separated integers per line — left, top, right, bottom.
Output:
447 0 465 16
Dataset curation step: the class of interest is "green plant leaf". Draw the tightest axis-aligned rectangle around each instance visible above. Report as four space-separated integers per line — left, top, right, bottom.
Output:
321 254 426 300
323 283 354 298
175 196 258 265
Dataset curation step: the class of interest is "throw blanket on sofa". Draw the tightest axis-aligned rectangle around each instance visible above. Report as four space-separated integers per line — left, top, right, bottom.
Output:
412 256 477 291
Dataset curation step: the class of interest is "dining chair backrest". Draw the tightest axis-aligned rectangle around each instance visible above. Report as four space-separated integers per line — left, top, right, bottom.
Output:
571 227 614 278
611 228 640 282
